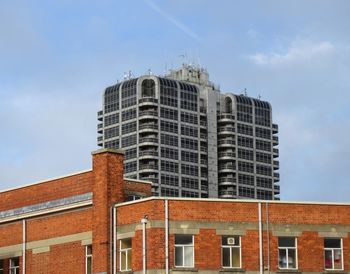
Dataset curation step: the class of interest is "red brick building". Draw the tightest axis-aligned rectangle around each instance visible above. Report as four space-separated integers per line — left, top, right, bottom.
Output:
1 149 349 274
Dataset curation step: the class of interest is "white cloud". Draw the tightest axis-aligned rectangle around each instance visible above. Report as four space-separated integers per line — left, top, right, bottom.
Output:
249 40 335 66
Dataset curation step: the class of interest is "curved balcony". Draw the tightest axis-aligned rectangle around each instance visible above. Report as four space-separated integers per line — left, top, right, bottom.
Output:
274 184 280 195
273 148 279 158
272 123 278 134
218 164 236 173
139 110 158 120
139 137 158 146
139 97 158 107
219 177 236 186
273 160 279 170
274 172 280 182
218 139 235 148
139 150 158 159
218 126 235 136
218 152 236 161
219 190 236 198
218 114 235 123
139 123 158 133
139 164 159 173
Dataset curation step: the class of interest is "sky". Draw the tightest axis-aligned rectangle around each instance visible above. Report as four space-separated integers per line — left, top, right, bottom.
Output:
0 0 349 202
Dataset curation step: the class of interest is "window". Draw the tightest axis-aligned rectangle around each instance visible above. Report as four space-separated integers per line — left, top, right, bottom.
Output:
0 260 3 274
222 236 241 268
175 235 194 268
324 238 343 270
9 257 19 274
120 239 132 271
86 245 92 274
278 237 297 270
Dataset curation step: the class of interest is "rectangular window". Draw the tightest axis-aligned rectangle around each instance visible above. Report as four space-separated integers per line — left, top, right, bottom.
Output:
0 260 3 274
278 237 297 270
86 245 92 274
324 238 343 270
9 257 19 274
175 235 194 268
222 236 241 268
120 239 132 271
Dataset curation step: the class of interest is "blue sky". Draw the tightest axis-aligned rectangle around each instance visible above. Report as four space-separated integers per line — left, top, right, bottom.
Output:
1 0 349 201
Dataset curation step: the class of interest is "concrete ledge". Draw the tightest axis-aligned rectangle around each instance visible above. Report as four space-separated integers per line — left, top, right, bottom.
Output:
216 229 246 236
117 231 136 240
92 148 125 155
32 246 50 254
272 231 302 237
318 232 348 238
170 228 199 235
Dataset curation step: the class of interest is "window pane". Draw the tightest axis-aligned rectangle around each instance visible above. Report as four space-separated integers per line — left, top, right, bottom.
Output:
175 235 192 245
121 239 132 249
87 257 92 274
175 246 183 266
288 249 296 269
184 246 193 267
278 237 295 247
86 245 92 255
232 248 240 268
279 249 287 268
325 239 341 248
222 247 230 267
334 249 342 269
325 250 333 269
127 249 132 270
121 252 126 270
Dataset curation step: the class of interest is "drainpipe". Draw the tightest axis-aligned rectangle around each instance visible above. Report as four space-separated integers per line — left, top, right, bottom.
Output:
266 202 270 274
141 216 148 274
22 219 26 274
113 206 117 274
258 202 263 274
165 199 169 274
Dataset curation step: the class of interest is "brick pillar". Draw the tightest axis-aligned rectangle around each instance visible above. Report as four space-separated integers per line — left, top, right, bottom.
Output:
91 148 125 274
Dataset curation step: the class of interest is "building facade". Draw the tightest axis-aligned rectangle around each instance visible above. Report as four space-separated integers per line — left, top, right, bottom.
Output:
97 65 279 199
0 149 349 274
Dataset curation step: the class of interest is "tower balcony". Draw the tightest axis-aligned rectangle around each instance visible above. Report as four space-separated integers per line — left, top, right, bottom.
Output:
139 110 158 120
97 123 103 134
97 110 103 121
273 148 279 158
273 172 280 182
219 177 236 186
218 164 236 173
218 114 235 123
139 123 158 133
273 136 279 146
274 184 280 195
273 160 279 170
139 164 159 173
219 190 236 198
139 150 158 159
272 124 278 134
218 139 235 148
217 126 235 136
218 152 236 160
139 137 158 146
139 97 158 107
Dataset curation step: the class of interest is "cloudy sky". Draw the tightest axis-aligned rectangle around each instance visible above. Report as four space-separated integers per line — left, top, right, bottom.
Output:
1 0 349 202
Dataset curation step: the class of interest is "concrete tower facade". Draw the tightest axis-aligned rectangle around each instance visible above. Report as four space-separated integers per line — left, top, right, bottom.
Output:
97 65 279 199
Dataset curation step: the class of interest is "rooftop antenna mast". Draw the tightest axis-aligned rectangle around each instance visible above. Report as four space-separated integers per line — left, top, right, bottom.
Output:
244 88 247 96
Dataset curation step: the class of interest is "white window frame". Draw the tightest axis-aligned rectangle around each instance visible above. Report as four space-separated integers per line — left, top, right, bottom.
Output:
85 245 92 274
324 238 344 271
9 258 19 274
119 239 132 272
174 235 194 268
278 237 298 270
222 236 242 269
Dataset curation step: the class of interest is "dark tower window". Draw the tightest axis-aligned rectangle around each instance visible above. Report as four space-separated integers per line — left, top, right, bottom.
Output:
142 79 156 98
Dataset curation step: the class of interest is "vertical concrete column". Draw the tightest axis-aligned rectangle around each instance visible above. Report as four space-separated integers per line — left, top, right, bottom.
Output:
91 148 125 274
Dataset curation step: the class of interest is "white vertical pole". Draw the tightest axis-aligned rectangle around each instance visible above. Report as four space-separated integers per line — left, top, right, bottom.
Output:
113 207 117 274
165 199 169 274
141 217 148 274
22 219 26 274
258 202 263 274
